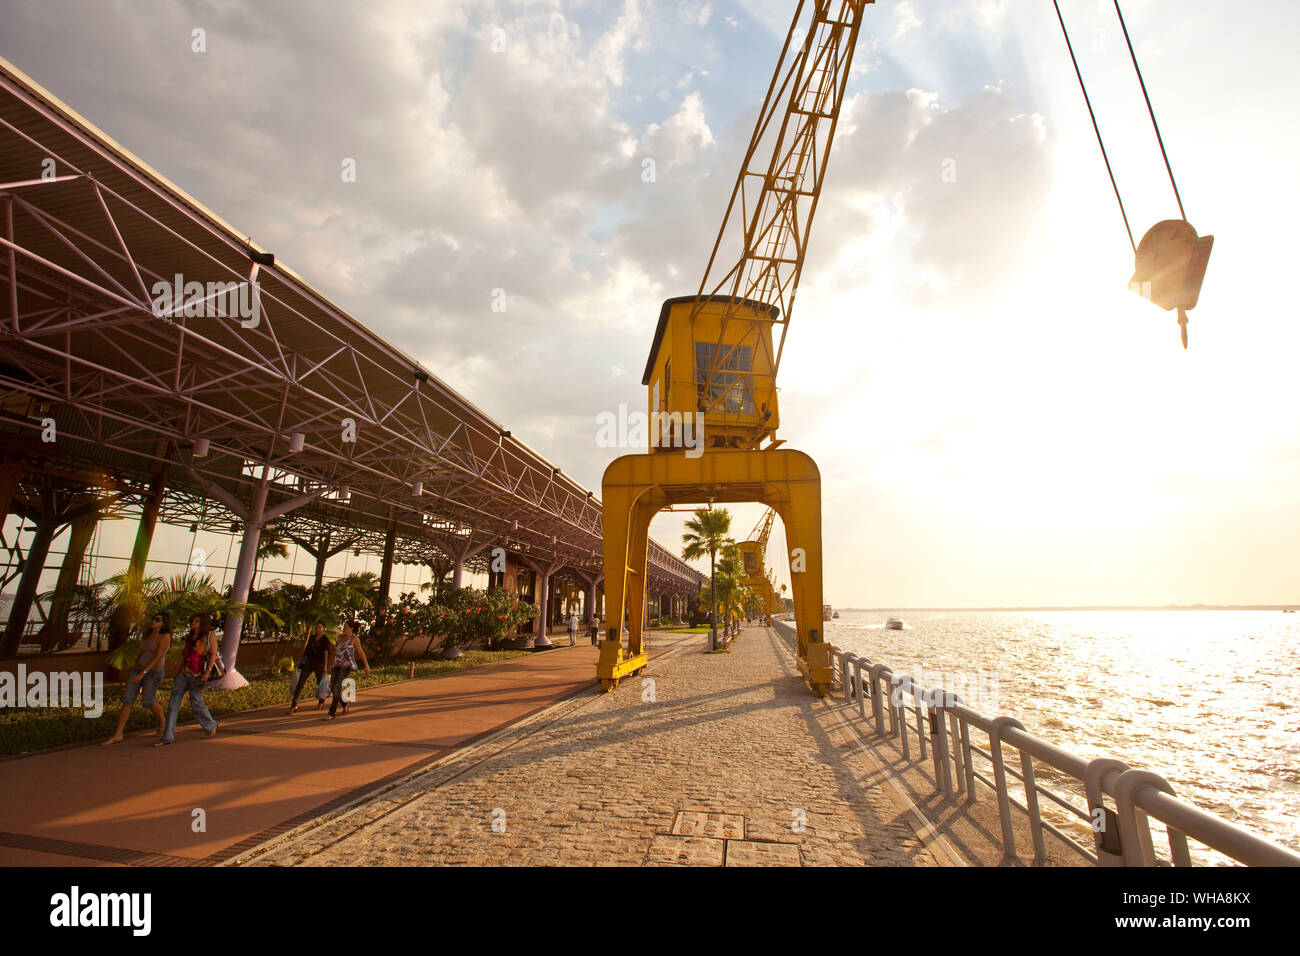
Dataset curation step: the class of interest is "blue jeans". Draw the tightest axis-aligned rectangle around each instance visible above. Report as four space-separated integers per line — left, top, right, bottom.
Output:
123 669 164 709
160 673 219 743
327 664 353 717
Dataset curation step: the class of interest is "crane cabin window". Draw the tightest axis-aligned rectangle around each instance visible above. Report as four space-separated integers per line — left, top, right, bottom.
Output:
694 342 754 415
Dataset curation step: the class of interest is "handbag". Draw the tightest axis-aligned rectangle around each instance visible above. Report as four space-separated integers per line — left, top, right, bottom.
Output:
316 673 331 701
205 650 226 680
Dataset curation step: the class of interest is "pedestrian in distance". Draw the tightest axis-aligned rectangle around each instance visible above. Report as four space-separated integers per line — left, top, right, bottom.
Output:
326 619 370 719
567 611 579 646
289 621 331 713
102 612 172 745
155 613 220 746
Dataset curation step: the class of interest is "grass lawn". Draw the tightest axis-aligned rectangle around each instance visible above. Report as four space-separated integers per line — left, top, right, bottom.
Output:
0 649 529 759
668 626 712 633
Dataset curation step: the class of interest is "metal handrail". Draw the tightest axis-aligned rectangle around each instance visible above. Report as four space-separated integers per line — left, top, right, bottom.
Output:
773 621 1299 867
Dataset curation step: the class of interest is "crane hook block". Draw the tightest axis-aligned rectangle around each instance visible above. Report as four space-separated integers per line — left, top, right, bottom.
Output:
1129 219 1213 336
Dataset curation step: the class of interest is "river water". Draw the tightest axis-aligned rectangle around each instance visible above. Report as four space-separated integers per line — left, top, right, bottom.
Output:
822 610 1300 863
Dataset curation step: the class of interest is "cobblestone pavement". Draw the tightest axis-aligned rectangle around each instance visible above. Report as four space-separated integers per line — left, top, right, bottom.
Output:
250 625 941 866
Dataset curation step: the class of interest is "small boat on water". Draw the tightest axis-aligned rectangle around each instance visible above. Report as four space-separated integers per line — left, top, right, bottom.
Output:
885 618 904 630
822 604 833 621
832 611 839 619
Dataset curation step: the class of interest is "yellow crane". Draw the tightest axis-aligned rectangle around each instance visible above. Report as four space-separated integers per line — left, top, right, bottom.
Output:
599 0 872 695
738 509 780 620
597 0 1209 694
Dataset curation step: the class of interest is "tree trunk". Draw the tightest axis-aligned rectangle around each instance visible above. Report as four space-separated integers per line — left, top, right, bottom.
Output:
709 549 717 652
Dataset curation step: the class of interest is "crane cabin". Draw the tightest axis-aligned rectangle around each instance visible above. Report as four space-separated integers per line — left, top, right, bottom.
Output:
643 294 782 453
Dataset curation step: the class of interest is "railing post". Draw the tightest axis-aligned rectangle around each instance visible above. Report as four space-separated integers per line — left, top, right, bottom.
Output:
945 698 966 799
988 716 1025 861
928 700 954 802
853 657 870 720
870 664 890 734
841 650 856 703
1115 769 1183 867
914 698 927 761
1084 758 1129 867
890 676 909 760
959 717 976 801
1019 749 1047 863
885 669 899 737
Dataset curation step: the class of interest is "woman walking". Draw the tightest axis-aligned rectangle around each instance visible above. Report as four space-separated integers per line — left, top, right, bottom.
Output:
326 619 370 719
155 613 220 746
288 621 331 713
102 613 172 745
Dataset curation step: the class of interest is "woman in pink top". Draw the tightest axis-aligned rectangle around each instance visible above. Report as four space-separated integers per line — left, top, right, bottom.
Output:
155 613 220 746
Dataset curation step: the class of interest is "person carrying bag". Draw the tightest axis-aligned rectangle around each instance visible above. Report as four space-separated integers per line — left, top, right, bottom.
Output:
155 613 220 746
289 622 332 714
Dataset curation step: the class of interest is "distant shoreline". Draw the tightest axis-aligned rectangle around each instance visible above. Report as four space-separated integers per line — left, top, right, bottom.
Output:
836 605 1299 612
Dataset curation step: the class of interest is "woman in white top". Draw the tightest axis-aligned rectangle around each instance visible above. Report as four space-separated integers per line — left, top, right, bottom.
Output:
326 619 370 719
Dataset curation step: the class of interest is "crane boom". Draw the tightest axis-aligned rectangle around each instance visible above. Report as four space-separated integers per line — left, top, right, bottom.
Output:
695 0 871 432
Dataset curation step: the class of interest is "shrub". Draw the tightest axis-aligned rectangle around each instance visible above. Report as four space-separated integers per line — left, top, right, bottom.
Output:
441 587 537 649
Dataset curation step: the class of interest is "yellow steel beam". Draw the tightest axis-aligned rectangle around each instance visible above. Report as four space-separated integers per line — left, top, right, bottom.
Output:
599 446 830 696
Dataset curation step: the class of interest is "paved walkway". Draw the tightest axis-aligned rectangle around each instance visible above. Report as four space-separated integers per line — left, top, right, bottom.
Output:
247 625 942 866
0 632 695 866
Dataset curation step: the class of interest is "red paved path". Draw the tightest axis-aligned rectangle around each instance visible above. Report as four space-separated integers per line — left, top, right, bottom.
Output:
0 631 698 866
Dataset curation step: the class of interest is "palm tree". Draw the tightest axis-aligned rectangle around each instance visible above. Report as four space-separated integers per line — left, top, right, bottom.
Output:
322 572 378 618
712 546 754 642
99 571 278 670
681 508 732 651
713 542 749 639
40 582 114 651
254 535 290 590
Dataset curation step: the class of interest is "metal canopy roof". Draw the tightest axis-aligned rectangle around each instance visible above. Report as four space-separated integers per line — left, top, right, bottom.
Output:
0 57 702 592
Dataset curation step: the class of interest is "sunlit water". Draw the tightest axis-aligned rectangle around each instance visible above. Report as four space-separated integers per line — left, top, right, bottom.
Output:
823 610 1300 862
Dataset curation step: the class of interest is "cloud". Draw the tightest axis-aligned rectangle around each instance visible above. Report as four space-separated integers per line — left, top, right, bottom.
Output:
677 2 713 28
824 84 1052 304
894 1 923 40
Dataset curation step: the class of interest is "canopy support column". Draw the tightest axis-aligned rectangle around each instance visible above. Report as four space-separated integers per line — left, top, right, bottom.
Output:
108 454 169 650
522 555 565 648
377 508 397 608
203 471 323 690
36 505 99 651
0 486 56 657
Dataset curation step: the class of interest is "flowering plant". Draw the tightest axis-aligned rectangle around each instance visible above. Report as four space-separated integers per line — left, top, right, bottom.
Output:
440 586 537 648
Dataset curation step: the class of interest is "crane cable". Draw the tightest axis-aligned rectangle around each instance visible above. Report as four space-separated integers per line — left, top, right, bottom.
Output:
1053 0 1135 254
1113 0 1187 222
1055 1 1192 255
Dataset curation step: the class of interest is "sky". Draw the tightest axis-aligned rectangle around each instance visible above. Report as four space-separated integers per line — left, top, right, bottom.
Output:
2 0 1298 607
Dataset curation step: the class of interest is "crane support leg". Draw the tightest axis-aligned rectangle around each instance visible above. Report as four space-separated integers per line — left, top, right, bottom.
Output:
598 447 829 696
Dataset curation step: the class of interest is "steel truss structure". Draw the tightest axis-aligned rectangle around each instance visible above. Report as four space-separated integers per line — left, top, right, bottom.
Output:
0 58 702 668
